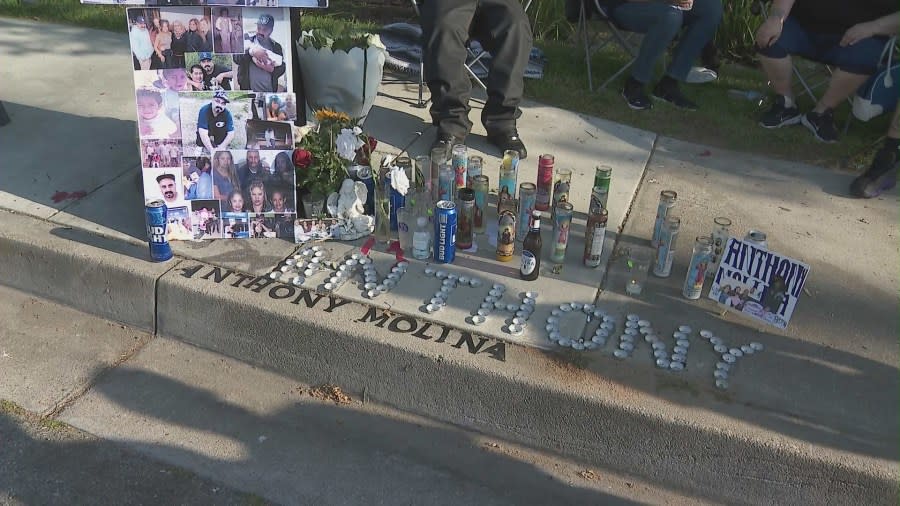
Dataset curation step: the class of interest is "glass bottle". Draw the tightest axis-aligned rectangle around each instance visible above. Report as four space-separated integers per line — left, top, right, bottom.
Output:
520 210 542 281
374 169 391 243
430 145 448 202
397 206 413 254
415 155 431 193
593 165 612 205
707 216 732 277
412 216 431 260
551 168 572 218
550 201 574 263
498 150 519 199
583 206 608 268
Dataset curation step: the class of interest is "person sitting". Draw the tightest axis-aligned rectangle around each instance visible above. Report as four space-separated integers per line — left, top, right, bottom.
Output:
596 0 723 111
755 0 899 143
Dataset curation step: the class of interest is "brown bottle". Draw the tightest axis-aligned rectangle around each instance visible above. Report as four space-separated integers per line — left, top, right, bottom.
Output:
520 210 542 281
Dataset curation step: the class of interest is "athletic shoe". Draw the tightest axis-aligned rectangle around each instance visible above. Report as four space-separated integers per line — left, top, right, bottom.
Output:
801 109 838 143
430 130 466 157
652 81 698 111
622 79 652 110
686 66 718 84
850 146 898 198
759 96 801 128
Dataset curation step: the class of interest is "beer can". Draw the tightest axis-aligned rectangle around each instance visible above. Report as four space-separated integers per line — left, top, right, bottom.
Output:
744 229 768 249
388 175 405 231
456 188 475 250
516 183 537 241
653 216 680 277
550 201 574 263
651 190 677 248
438 162 454 202
682 236 712 299
434 200 457 263
452 144 468 189
583 206 608 268
355 166 375 216
466 155 483 189
535 154 554 211
145 199 174 262
472 175 489 234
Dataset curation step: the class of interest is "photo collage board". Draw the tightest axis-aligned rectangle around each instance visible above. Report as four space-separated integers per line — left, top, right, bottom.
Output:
128 6 300 241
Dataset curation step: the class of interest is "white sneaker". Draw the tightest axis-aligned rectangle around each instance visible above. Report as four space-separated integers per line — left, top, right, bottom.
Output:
686 66 718 84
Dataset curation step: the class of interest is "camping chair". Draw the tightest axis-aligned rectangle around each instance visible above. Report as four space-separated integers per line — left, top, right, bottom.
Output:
571 0 641 92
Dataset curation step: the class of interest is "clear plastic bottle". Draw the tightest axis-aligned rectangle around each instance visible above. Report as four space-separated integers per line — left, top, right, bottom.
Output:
412 216 431 260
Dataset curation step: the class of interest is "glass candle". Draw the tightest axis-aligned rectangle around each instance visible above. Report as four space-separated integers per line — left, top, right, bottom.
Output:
516 182 536 242
466 155 483 188
550 201 574 263
498 149 519 199
472 174 489 234
551 168 572 218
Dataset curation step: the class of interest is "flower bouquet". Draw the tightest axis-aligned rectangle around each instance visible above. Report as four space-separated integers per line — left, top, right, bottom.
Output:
293 108 376 217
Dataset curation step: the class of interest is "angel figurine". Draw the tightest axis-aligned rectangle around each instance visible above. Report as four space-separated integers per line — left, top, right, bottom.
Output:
327 178 374 240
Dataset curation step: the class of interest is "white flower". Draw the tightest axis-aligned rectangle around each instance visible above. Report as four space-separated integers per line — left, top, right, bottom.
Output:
390 165 410 196
336 128 364 161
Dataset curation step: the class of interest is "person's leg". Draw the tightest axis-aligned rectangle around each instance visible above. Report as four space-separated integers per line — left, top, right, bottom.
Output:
471 0 531 135
850 107 900 198
664 0 722 82
421 0 478 141
610 2 683 109
756 17 816 128
470 0 532 158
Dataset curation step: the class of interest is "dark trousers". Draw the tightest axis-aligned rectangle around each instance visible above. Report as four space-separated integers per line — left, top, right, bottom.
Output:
421 0 532 137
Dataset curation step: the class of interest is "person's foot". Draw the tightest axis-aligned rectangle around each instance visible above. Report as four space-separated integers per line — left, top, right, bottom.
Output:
486 129 527 160
759 95 801 128
685 66 718 84
652 79 698 111
801 109 838 143
430 130 466 157
850 146 898 198
622 77 651 110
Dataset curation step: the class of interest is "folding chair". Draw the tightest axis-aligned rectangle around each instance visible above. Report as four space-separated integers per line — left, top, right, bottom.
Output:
571 0 641 92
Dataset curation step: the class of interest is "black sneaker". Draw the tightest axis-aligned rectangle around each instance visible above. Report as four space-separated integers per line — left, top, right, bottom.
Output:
486 129 527 160
430 130 466 156
801 109 838 143
850 146 898 198
622 79 652 111
759 96 801 128
652 81 698 111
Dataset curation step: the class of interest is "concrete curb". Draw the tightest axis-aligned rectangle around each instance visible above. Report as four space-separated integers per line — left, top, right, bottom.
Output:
1 209 894 505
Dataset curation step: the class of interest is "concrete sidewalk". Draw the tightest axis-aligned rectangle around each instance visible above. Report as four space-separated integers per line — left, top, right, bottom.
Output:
1 16 897 504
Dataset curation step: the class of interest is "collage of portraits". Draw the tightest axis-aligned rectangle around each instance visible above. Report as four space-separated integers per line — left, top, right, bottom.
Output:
128 6 302 242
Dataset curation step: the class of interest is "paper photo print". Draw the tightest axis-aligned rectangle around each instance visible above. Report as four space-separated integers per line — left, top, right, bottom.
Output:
166 205 193 241
211 7 244 54
141 139 183 168
191 199 222 240
222 211 250 238
255 92 298 121
181 156 215 200
234 8 291 92
143 166 186 208
179 90 254 156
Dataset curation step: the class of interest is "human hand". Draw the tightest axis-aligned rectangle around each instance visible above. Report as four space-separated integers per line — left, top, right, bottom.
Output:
841 21 876 46
755 17 783 48
252 56 276 73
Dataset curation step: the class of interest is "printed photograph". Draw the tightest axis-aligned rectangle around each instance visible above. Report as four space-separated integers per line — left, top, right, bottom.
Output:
179 90 253 156
245 119 292 149
235 8 290 92
185 52 235 90
254 92 297 121
128 7 209 70
181 155 214 199
221 186 247 213
273 213 296 241
222 211 250 238
140 139 183 168
212 7 244 54
249 213 277 238
268 183 295 214
190 199 222 240
294 217 339 243
277 0 328 6
210 150 241 200
137 86 181 139
143 166 186 208
166 205 193 241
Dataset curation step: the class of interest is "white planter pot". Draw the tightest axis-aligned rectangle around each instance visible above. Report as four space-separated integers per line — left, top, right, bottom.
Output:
296 38 386 124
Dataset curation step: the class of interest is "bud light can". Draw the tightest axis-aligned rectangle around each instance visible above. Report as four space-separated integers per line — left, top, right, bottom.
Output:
145 199 173 262
434 200 457 264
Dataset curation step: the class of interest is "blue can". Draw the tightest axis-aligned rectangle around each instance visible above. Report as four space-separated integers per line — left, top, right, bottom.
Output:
387 176 406 231
355 166 375 216
434 200 457 263
145 199 173 262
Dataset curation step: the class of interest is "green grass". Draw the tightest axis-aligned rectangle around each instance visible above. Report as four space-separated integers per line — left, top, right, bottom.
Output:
1 1 888 169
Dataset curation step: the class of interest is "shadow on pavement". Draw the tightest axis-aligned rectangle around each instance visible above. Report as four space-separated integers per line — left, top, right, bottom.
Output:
66 368 688 505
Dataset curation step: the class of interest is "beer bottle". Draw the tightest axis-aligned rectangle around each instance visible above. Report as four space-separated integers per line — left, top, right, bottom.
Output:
520 210 542 281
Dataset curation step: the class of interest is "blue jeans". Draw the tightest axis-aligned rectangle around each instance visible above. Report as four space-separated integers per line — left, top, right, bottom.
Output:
611 0 722 84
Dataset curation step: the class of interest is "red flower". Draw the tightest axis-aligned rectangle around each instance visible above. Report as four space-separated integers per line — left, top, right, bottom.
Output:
356 136 377 166
293 149 312 169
